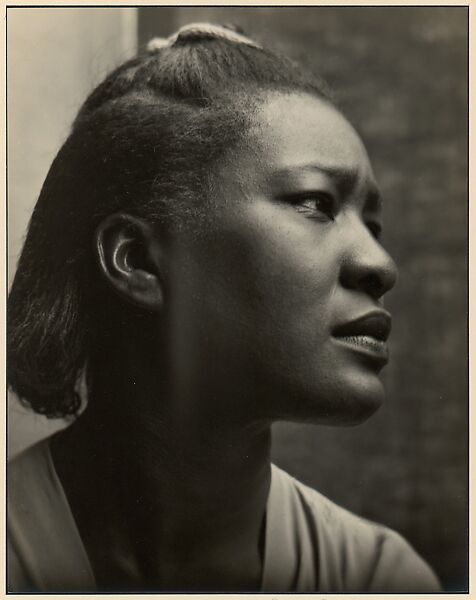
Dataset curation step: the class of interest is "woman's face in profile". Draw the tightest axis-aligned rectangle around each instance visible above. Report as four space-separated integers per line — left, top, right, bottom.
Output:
165 92 398 426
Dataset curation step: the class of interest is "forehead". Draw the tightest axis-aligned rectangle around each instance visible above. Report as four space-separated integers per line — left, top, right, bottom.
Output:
242 92 376 190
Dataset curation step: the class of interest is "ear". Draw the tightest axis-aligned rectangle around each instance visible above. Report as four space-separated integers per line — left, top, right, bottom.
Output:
95 213 164 311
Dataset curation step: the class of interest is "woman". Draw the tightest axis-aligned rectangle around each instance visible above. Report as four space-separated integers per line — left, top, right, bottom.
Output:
7 23 440 592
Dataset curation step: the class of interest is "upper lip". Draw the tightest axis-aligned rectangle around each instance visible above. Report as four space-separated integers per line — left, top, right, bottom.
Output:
332 311 392 342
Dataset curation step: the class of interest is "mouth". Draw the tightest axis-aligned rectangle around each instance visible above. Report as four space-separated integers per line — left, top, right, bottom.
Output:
331 311 392 367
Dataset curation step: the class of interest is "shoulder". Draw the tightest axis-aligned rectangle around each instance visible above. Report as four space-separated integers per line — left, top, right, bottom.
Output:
272 465 441 592
8 439 53 502
8 438 96 592
7 440 53 591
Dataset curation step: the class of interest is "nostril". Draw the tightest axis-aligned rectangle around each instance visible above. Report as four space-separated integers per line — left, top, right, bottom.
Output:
362 273 384 299
339 237 398 298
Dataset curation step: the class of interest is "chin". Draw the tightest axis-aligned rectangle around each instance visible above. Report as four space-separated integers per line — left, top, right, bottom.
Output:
320 373 385 426
328 395 383 426
276 369 385 427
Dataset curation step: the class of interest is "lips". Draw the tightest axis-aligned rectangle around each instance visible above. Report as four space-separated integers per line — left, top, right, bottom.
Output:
332 311 392 366
332 312 392 342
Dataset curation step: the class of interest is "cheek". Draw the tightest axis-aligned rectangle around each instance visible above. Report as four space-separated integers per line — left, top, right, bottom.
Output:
178 200 339 359
235 200 339 322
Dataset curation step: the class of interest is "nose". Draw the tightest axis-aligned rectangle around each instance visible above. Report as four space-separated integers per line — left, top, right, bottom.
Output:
339 221 398 300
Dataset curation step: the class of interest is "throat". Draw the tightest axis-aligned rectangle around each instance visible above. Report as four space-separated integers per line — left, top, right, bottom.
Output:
50 410 272 591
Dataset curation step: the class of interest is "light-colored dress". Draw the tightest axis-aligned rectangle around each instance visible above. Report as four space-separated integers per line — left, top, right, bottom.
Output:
7 440 441 592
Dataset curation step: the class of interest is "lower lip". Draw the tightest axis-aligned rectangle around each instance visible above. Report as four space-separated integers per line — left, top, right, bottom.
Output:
332 335 389 365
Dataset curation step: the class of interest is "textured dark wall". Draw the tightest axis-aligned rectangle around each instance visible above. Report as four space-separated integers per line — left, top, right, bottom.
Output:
139 7 468 591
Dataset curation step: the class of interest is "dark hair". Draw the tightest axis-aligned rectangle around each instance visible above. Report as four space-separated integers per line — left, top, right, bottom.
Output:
8 24 333 418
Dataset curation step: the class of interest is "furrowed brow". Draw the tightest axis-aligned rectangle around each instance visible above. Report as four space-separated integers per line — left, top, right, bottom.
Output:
271 164 383 211
304 165 383 211
273 163 359 197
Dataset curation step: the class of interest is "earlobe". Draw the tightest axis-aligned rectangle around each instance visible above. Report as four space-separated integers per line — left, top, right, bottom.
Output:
95 213 164 311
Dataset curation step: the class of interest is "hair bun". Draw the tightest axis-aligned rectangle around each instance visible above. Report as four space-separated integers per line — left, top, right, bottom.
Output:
146 37 169 52
147 22 261 53
221 23 246 35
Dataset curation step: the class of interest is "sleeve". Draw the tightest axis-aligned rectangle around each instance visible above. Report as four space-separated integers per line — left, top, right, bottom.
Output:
367 528 442 592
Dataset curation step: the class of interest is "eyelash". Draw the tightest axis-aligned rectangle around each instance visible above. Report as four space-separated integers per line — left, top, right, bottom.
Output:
284 192 382 240
287 192 337 221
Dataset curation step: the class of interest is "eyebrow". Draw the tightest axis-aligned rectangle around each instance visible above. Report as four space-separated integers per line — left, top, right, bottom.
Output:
272 163 383 211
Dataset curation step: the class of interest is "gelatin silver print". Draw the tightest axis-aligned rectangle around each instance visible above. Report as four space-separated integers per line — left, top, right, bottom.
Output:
6 5 469 593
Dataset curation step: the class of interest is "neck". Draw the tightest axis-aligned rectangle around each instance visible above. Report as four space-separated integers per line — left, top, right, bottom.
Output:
51 358 272 590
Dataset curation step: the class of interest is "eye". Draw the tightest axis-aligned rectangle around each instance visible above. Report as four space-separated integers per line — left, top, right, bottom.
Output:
285 192 337 221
